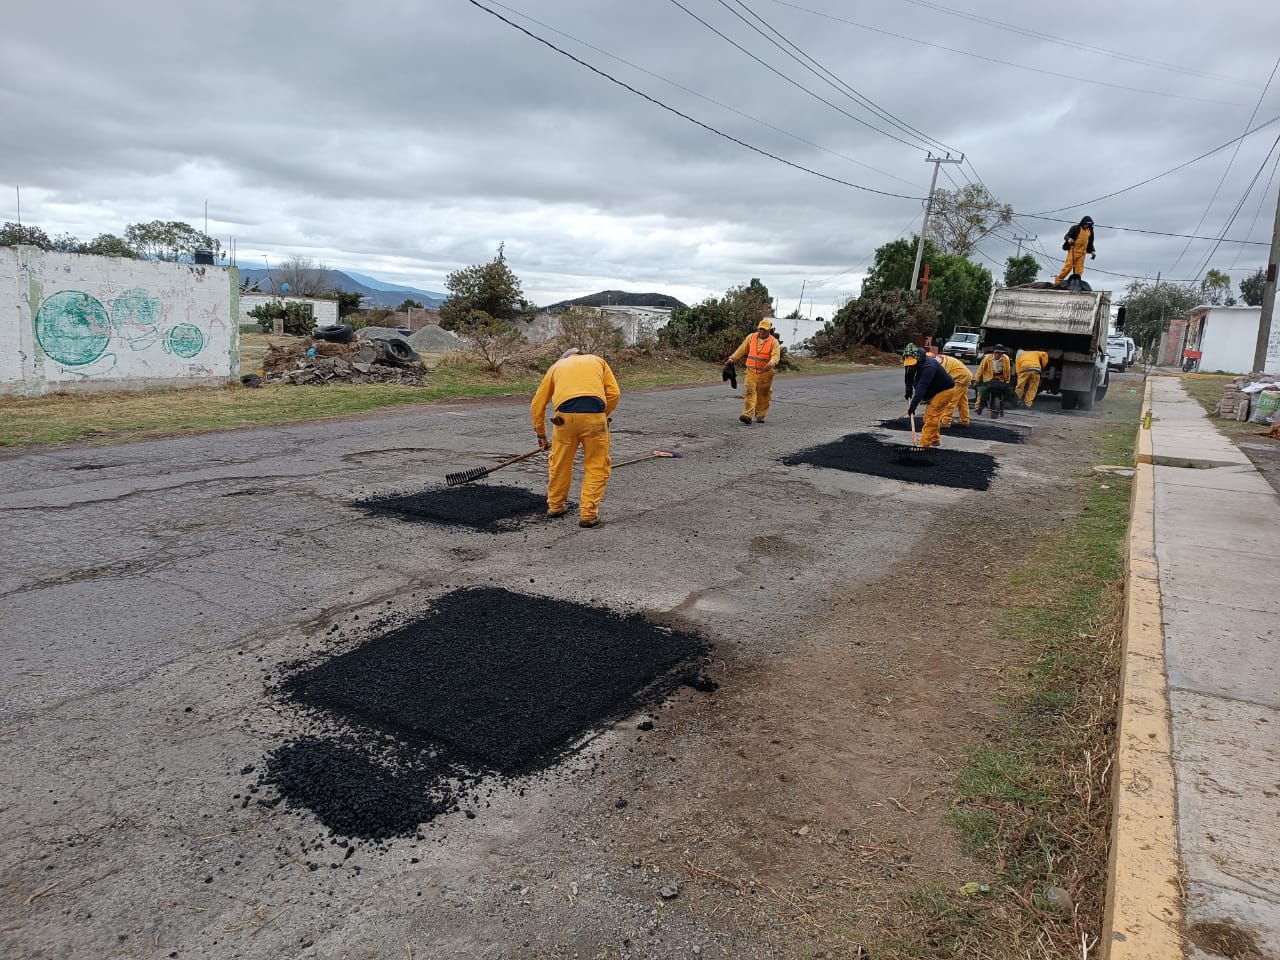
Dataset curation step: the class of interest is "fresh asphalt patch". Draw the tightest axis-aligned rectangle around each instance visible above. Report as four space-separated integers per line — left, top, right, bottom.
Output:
258 587 714 840
782 432 999 490
355 483 549 532
877 417 1027 444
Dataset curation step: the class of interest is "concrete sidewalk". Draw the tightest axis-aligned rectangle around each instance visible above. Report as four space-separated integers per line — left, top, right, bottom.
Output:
1107 377 1280 960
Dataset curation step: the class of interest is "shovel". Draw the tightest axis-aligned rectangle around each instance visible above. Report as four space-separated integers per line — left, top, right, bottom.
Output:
612 448 683 469
445 447 544 486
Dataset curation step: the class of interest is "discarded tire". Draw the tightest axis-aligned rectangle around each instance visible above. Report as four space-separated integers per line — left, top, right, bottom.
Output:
313 323 356 344
379 338 418 364
240 373 263 388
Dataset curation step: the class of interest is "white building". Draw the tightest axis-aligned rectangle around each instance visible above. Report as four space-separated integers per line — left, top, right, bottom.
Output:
239 293 338 329
1181 305 1280 374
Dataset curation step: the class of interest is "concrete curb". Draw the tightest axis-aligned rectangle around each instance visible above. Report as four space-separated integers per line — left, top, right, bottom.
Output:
1102 378 1183 959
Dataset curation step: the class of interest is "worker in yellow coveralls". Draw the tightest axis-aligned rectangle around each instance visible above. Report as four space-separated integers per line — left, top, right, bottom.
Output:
1015 349 1049 408
902 345 956 448
1055 216 1096 284
936 352 973 427
973 344 1015 415
726 318 781 424
531 348 620 529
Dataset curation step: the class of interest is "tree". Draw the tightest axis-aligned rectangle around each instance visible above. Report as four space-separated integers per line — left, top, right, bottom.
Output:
124 220 221 262
1239 268 1266 307
333 289 364 318
50 232 82 253
273 255 330 296
1004 253 1038 287
926 253 993 341
457 309 524 373
555 305 625 358
81 233 139 258
439 245 532 331
1120 280 1201 357
0 222 52 249
927 183 1014 257
396 299 425 312
808 290 936 355
659 278 772 362
862 236 936 296
1200 268 1232 305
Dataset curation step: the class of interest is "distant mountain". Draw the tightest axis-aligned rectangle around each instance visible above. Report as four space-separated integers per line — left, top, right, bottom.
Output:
341 270 447 300
547 290 687 312
236 268 445 308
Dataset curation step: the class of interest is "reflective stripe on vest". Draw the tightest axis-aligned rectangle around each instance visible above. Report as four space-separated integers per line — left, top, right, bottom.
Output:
746 334 773 371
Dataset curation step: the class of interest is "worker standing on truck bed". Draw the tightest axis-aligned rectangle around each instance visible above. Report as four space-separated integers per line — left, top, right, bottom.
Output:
726 316 781 424
902 345 956 447
974 344 1014 414
1015 349 1049 408
936 353 972 427
1055 216 1096 285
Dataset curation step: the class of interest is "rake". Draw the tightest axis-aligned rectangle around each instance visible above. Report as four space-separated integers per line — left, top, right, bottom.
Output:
894 413 933 465
445 447 544 487
613 448 683 468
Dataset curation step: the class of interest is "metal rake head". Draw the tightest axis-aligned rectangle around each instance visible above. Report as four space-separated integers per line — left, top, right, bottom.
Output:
445 465 491 486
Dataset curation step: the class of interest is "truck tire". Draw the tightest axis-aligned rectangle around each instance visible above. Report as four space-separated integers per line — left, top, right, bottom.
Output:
1094 380 1109 403
1061 391 1079 410
1077 387 1096 411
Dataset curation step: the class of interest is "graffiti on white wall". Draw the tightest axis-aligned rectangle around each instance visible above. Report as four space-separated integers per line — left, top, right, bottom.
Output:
1 248 239 395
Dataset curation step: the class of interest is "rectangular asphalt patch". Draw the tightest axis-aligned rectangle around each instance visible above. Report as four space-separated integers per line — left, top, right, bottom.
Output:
782 432 998 490
282 587 710 774
355 483 547 532
877 417 1026 444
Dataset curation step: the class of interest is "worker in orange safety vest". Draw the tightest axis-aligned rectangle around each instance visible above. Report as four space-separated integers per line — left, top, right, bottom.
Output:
726 318 782 424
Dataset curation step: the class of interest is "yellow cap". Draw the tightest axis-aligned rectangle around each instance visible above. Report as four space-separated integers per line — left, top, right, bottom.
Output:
758 319 773 331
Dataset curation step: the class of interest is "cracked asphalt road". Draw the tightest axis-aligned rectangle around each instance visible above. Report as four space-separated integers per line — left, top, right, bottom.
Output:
0 369 1114 959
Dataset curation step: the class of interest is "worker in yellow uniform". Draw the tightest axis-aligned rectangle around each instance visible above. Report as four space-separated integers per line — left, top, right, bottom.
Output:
936 352 972 427
902 345 955 447
726 317 781 424
1055 215 1096 285
1015 349 1049 409
973 344 1015 415
531 347 620 529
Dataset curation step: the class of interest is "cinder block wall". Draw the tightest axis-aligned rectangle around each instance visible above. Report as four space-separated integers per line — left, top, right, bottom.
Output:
0 247 239 396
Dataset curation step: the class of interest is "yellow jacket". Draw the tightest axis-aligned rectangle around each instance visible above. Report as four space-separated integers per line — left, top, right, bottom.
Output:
1016 350 1049 374
729 331 780 371
975 353 1014 383
937 353 971 384
531 353 620 435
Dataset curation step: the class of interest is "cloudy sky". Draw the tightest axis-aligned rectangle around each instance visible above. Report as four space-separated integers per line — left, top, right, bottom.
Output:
2 0 1278 314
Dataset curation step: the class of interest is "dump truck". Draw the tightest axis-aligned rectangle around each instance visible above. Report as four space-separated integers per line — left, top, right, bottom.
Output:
977 285 1111 410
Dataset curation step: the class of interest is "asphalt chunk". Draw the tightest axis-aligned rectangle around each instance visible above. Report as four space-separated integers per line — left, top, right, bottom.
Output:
877 418 1026 444
782 432 998 490
355 483 546 532
282 588 710 774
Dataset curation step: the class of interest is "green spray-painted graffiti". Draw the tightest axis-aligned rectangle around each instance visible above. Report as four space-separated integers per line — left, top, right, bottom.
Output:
167 323 206 358
34 291 115 366
111 288 162 328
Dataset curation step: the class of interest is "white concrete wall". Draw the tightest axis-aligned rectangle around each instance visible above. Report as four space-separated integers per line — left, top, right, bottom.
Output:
0 247 239 396
239 293 338 328
1198 307 1267 374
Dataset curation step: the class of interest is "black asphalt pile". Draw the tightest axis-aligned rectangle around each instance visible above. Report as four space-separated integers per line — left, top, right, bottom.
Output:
356 483 547 532
260 738 462 840
782 433 998 490
878 418 1026 444
284 588 710 773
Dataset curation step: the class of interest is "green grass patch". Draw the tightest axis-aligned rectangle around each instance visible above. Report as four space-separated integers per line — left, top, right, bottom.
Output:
896 388 1142 958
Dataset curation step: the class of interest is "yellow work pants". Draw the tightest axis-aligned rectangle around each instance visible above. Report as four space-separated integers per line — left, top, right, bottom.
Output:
1016 370 1040 407
547 412 611 522
1055 249 1085 283
950 373 972 425
742 369 775 421
919 389 954 447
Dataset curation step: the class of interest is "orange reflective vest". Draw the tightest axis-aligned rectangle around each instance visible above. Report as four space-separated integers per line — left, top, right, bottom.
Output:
745 333 775 372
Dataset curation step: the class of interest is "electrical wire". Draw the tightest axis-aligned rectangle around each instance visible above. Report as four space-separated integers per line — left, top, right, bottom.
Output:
761 0 1246 106
1016 213 1269 245
464 0 924 200
1189 129 1280 281
1229 145 1280 270
482 0 922 188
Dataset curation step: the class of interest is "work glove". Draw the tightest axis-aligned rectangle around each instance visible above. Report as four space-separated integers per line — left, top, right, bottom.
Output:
1090 253 1096 259
1062 241 1070 251
536 434 549 451
904 391 911 400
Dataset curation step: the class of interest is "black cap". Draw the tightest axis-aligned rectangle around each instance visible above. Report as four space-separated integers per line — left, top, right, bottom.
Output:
992 344 1007 353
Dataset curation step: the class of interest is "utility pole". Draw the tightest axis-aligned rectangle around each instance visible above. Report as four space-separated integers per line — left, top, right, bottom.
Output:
1012 234 1035 256
1252 181 1280 373
794 279 806 317
910 154 964 293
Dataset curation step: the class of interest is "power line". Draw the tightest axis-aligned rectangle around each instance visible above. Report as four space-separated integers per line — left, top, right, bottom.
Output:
890 0 1253 85
665 0 931 152
1169 55 1280 275
1190 129 1280 282
1016 213 1269 245
718 0 959 155
464 0 925 200
482 0 922 188
1032 112 1280 215
762 0 1246 107
1230 146 1280 270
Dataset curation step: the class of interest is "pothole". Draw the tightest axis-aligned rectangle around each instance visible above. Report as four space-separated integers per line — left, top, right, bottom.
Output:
782 433 999 490
355 483 549 532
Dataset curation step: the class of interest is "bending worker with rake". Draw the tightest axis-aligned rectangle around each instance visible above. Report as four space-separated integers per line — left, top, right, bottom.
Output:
902 345 956 448
531 348 620 529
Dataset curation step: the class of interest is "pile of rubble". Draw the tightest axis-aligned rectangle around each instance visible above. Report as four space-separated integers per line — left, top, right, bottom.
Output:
1216 372 1279 423
259 338 426 386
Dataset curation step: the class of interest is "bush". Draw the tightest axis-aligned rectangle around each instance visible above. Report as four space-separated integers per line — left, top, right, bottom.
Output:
808 291 936 357
247 299 315 337
554 306 625 360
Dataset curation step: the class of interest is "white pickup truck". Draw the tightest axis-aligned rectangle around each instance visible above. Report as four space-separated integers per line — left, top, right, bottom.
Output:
978 285 1111 410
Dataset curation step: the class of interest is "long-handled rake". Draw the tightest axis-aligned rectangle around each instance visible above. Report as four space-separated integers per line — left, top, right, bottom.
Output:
893 413 933 465
613 448 683 468
445 447 544 487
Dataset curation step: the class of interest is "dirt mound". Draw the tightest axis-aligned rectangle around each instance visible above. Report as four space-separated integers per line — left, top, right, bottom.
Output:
356 483 547 532
406 324 467 353
782 432 999 490
258 338 426 386
878 417 1026 444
